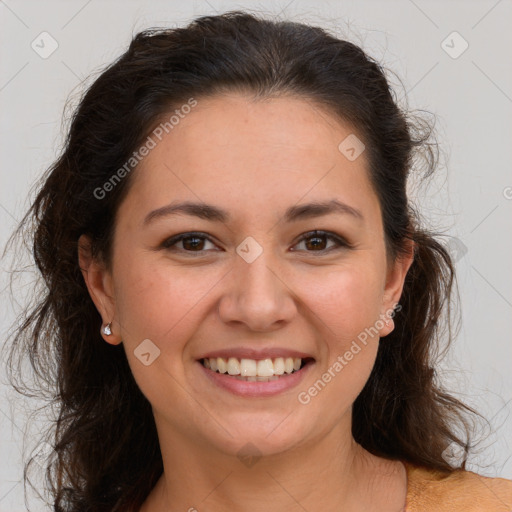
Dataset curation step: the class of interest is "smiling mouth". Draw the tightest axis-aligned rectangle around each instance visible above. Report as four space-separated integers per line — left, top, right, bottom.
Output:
199 356 314 382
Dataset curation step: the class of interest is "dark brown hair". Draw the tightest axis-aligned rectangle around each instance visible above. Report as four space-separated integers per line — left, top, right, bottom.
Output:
5 10 477 512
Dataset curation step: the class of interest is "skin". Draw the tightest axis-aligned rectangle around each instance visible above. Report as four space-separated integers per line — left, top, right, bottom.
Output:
79 93 414 511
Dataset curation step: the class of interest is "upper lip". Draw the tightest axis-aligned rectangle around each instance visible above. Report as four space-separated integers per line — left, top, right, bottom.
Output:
197 347 315 361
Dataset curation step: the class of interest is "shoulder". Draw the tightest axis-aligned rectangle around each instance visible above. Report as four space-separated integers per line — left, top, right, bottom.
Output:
404 462 512 512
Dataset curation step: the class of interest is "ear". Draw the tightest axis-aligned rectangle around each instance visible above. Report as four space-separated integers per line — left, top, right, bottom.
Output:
379 239 415 337
78 234 122 345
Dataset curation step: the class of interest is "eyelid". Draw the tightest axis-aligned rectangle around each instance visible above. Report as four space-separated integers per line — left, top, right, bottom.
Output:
291 230 351 252
160 231 219 251
161 230 351 255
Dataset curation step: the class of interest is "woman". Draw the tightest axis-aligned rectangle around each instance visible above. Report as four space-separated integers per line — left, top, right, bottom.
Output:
6 10 512 512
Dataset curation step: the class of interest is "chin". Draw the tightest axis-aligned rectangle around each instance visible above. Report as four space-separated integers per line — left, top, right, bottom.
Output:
206 420 308 459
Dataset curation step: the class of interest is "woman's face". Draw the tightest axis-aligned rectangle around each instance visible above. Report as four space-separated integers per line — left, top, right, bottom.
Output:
83 94 412 458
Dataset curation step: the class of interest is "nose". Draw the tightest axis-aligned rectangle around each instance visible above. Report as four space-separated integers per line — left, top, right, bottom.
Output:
217 250 297 332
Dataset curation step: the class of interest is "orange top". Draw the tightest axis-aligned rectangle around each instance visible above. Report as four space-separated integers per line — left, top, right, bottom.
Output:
404 462 512 511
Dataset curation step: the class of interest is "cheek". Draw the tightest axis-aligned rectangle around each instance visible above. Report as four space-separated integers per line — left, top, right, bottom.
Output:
112 254 221 352
297 265 383 415
296 261 385 338
111 257 221 406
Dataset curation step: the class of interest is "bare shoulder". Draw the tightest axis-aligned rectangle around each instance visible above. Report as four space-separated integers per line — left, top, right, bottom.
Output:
404 462 512 511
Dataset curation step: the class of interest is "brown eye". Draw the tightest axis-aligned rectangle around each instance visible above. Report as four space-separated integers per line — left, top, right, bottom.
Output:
181 236 206 251
161 232 217 253
292 230 349 253
304 234 328 251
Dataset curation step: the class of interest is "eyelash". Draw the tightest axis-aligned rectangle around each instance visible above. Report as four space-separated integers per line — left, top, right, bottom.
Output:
160 230 351 256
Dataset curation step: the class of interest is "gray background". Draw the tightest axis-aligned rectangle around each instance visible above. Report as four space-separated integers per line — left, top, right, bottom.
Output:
1 0 511 510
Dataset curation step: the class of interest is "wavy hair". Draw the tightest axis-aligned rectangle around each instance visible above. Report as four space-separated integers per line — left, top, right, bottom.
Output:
4 10 477 512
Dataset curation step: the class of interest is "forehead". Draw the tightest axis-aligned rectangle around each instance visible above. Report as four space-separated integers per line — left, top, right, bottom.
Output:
118 94 380 225
146 94 356 171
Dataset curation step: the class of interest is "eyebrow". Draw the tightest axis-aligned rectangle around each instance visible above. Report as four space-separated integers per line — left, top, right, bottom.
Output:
143 199 363 225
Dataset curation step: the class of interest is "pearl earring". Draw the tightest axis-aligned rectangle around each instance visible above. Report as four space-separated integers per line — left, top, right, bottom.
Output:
102 323 112 336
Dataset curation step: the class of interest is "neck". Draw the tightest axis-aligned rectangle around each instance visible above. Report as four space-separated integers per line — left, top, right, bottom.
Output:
141 413 407 512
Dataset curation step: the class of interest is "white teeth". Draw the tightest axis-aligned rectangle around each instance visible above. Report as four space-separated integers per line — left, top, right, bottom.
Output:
217 357 227 374
234 375 280 382
273 357 285 375
257 358 274 377
202 356 306 377
227 357 240 375
240 358 257 377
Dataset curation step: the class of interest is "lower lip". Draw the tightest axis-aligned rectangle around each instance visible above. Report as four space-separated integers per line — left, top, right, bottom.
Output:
197 360 314 397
